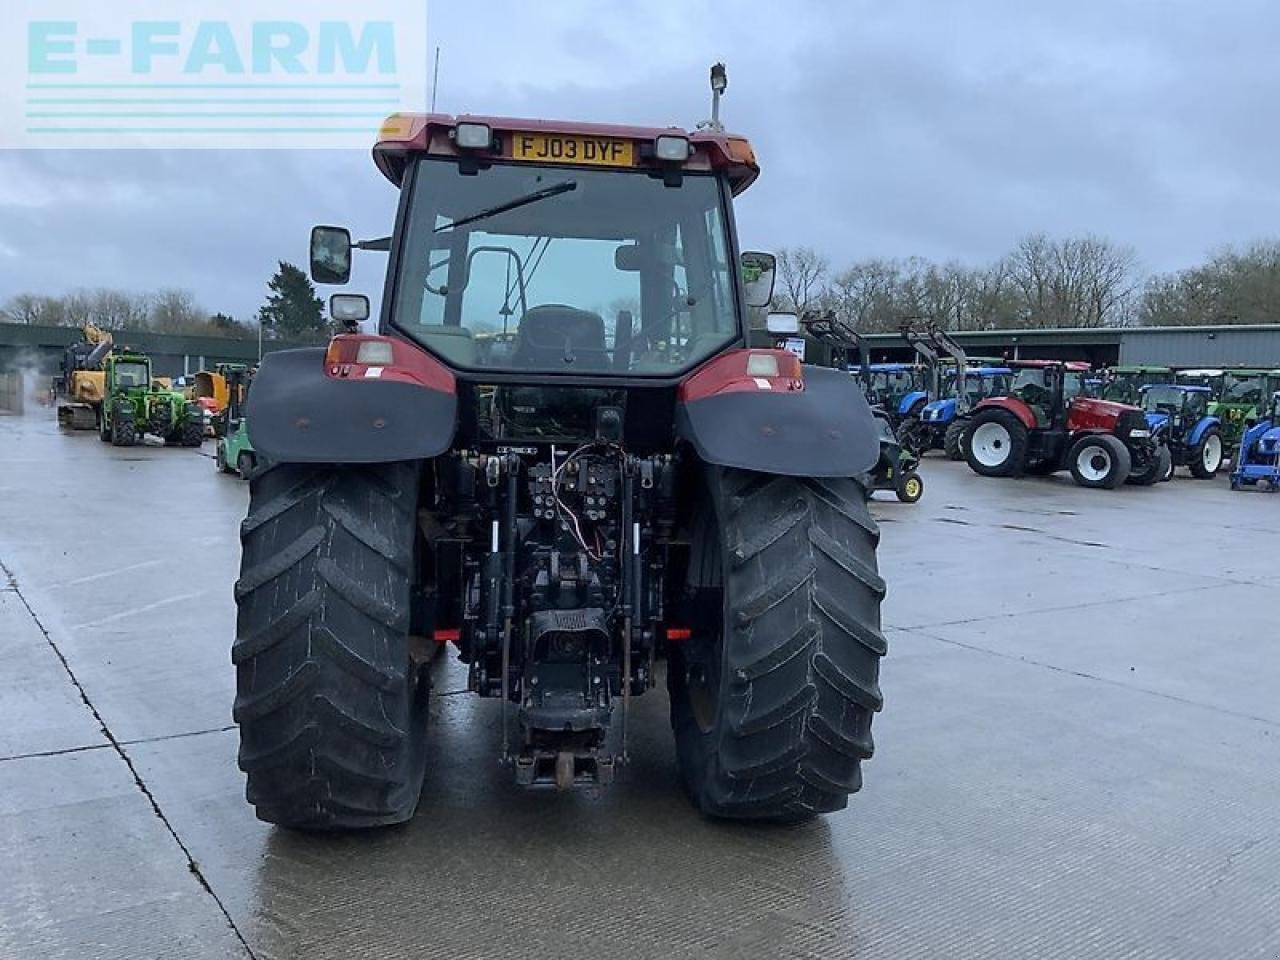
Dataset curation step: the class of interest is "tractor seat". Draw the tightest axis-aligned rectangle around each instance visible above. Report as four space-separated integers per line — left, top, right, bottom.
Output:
513 304 608 370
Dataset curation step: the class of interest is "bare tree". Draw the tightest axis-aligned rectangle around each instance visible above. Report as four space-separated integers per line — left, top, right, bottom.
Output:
1140 241 1280 326
0 294 43 325
1002 233 1137 328
828 259 902 333
776 246 830 315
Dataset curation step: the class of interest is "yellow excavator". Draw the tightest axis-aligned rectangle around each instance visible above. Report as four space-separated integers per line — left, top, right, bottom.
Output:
55 323 113 430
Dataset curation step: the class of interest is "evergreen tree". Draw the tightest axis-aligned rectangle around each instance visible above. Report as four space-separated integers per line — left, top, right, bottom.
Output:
257 261 324 337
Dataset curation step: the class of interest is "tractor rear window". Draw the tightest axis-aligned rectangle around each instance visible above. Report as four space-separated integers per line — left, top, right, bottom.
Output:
392 158 738 376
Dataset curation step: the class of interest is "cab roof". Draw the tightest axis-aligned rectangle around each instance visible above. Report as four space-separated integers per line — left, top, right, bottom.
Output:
1008 359 1092 372
373 113 761 194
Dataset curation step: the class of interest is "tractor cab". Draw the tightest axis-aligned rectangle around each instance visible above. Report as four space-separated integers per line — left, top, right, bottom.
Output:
346 114 760 383
107 354 152 391
1140 384 1210 426
865 363 925 417
1219 369 1270 421
1006 360 1091 428
1102 365 1172 404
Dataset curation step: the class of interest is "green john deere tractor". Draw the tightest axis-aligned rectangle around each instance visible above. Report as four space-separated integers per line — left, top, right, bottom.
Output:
1177 368 1269 457
1102 365 1172 405
98 352 203 447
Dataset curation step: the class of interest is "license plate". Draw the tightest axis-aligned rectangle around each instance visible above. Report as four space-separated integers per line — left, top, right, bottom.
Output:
511 133 634 167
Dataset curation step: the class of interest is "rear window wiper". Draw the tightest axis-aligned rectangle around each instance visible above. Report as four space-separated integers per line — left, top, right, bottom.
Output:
434 179 577 233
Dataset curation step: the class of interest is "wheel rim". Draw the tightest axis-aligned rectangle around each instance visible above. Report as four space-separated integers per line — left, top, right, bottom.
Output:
1203 435 1222 472
1076 445 1112 482
905 476 921 499
971 422 1012 467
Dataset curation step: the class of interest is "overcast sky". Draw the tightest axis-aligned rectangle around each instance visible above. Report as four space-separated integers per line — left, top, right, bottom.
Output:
2 0 1278 323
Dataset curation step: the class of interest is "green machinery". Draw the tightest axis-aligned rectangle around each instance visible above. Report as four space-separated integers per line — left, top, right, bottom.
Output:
98 351 203 447
1102 365 1172 405
215 365 258 478
1176 368 1270 455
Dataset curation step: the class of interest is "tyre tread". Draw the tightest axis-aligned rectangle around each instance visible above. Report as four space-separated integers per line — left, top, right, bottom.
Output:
679 470 886 822
233 462 426 830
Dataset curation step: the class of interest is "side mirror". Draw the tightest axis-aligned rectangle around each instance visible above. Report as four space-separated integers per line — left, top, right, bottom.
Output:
330 294 370 328
741 251 777 308
766 311 800 335
311 225 353 284
614 243 642 272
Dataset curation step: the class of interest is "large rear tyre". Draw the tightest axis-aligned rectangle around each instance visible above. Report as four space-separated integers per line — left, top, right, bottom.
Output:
942 419 966 461
233 461 429 830
1067 434 1131 489
964 409 1028 477
1189 427 1223 479
669 469 886 822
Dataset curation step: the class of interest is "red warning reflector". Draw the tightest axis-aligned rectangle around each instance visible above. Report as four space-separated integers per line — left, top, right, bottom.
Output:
666 628 691 641
434 628 461 644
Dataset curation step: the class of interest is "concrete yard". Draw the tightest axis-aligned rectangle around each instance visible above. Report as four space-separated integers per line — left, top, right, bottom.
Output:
2 406 1277 960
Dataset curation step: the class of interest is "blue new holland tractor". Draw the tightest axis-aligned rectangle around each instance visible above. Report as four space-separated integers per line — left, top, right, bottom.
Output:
863 362 928 429
1230 391 1280 491
1139 384 1224 479
896 318 1013 458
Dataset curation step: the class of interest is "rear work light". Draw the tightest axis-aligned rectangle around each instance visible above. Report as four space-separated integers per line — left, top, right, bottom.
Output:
454 122 493 150
654 135 691 161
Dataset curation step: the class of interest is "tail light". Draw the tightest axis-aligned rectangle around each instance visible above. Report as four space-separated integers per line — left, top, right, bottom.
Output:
679 349 804 402
323 334 455 394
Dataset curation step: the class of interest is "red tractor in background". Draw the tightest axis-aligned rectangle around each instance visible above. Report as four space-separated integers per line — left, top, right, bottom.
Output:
962 360 1169 489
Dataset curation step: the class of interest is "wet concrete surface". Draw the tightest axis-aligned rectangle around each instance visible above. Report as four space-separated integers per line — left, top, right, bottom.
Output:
2 407 1278 959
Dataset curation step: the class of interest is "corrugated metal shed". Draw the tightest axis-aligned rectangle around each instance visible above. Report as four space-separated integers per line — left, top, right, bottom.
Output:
1117 325 1280 367
861 324 1280 368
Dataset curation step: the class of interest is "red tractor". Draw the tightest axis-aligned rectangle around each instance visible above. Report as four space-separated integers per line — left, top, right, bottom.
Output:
962 360 1168 488
233 97 888 828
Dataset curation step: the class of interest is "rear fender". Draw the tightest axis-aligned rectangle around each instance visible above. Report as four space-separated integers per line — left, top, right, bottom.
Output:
245 341 457 464
1188 416 1221 448
676 351 879 477
973 396 1036 431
